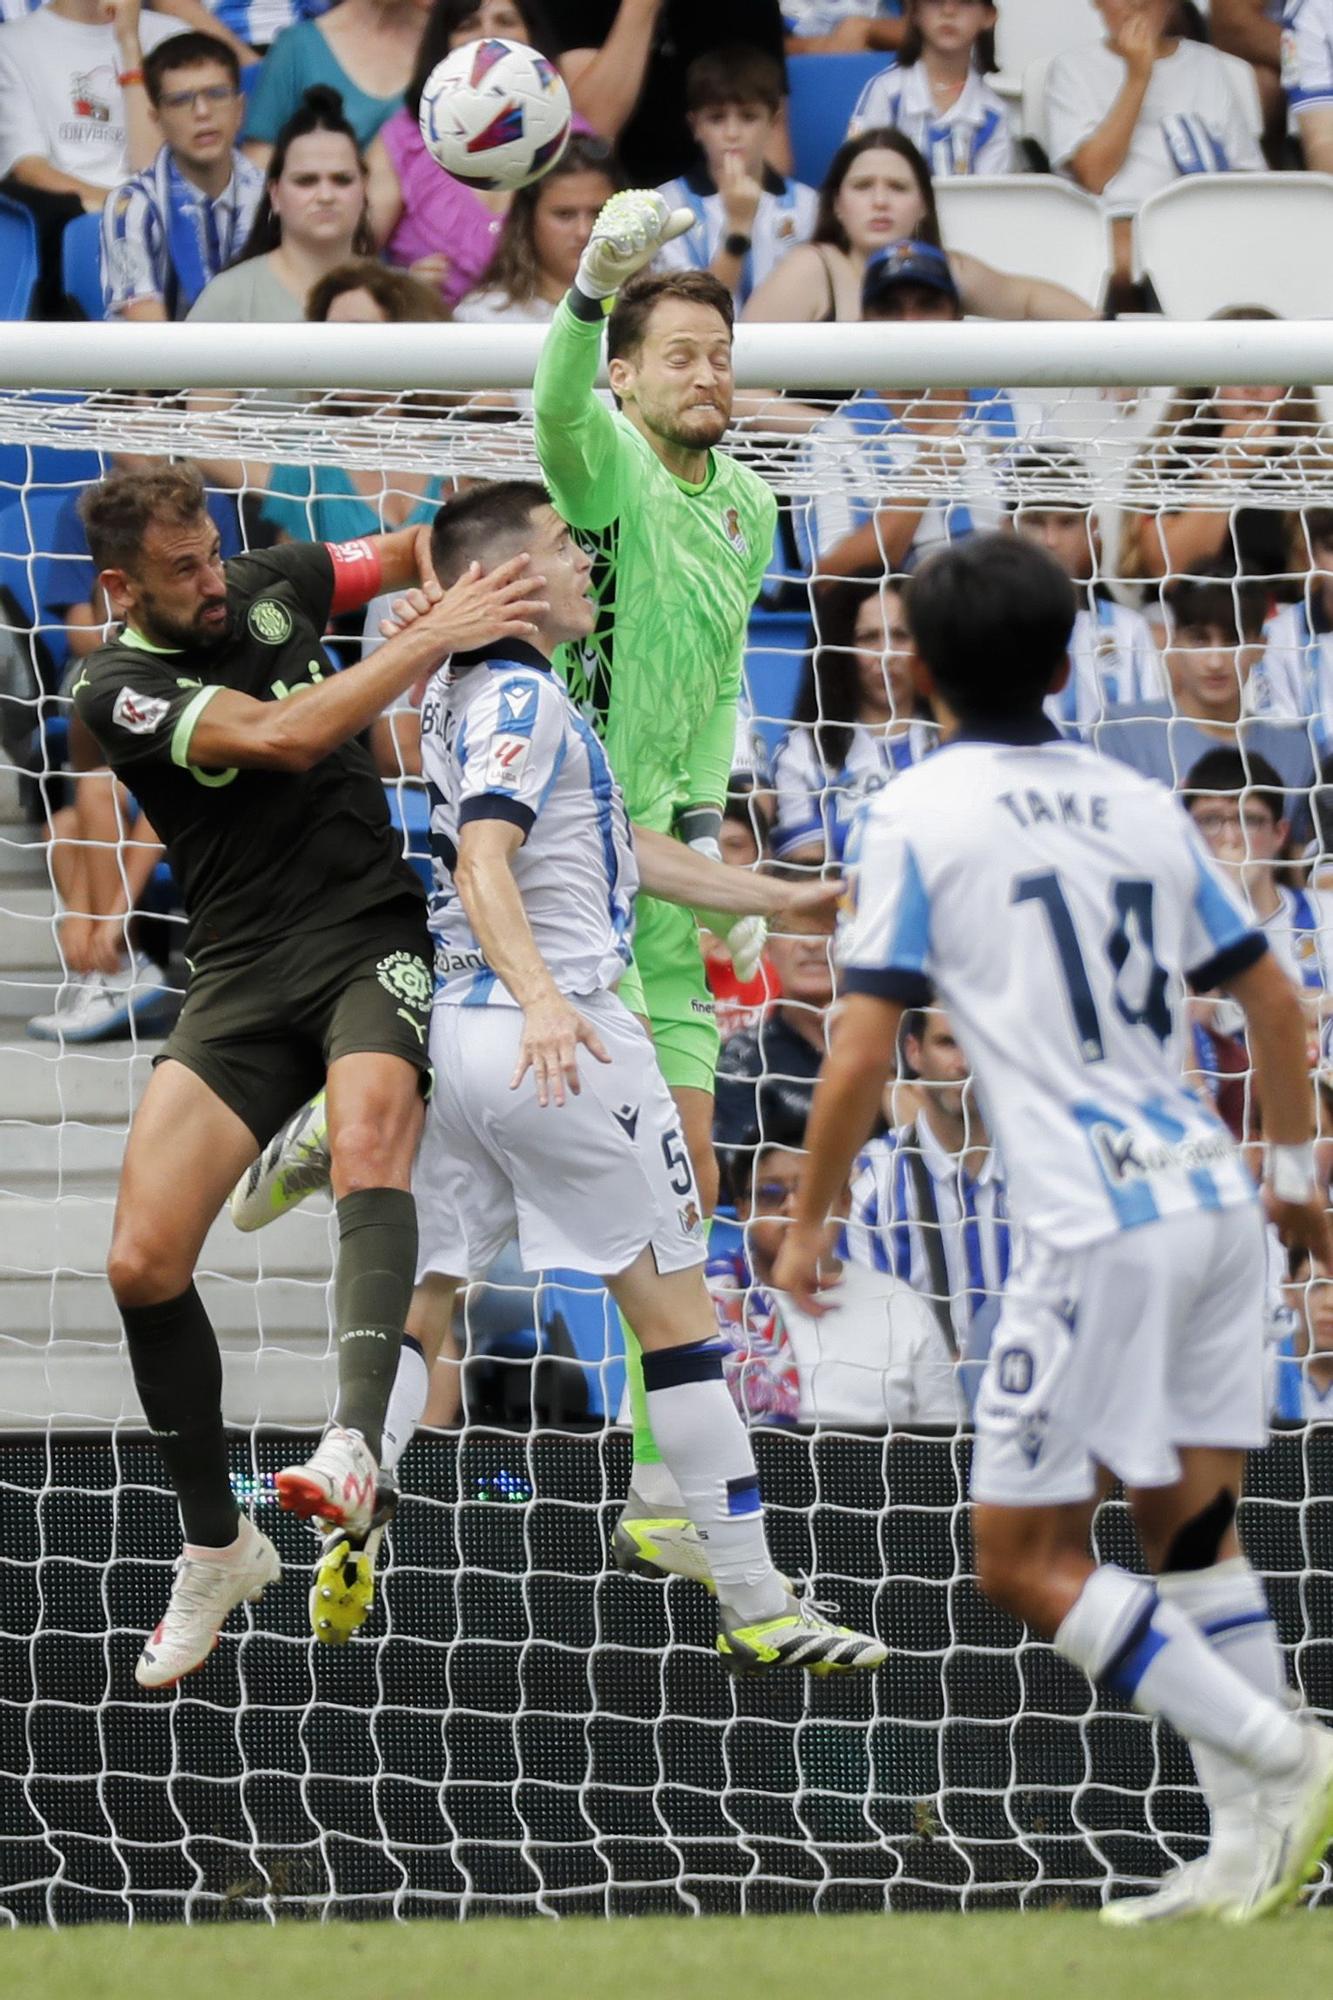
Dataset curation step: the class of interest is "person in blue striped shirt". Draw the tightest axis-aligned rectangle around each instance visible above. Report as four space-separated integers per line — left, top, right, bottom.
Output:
846 0 1010 176
842 1004 1008 1359
101 31 263 318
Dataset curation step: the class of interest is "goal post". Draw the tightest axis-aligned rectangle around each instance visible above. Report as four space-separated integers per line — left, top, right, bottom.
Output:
0 318 1331 1925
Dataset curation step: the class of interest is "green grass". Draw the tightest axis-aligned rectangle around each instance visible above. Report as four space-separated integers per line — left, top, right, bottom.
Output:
4 1911 1333 2000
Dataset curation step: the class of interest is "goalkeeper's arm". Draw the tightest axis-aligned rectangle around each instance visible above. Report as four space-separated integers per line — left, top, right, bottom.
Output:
632 825 841 937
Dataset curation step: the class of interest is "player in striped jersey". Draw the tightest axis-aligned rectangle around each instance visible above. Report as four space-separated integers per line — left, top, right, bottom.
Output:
777 532 1333 1921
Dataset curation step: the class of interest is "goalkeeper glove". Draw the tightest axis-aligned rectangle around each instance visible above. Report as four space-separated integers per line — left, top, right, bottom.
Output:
685 828 769 984
574 190 696 303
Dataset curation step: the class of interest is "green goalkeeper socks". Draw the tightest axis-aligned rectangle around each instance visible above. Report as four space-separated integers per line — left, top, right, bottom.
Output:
620 1314 663 1469
333 1187 417 1463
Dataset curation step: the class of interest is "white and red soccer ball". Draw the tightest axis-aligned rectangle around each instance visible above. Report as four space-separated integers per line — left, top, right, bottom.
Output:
418 37 572 192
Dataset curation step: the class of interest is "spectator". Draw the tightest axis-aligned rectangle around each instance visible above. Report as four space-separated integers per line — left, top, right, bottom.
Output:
711 1140 960 1427
792 240 1017 583
1281 0 1333 173
842 1005 1008 1363
367 0 585 305
848 0 1010 177
772 572 935 864
1213 0 1284 141
1118 316 1319 587
715 928 848 1172
243 0 429 165
1095 574 1315 801
0 0 183 228
454 131 618 323
1280 1246 1333 1421
547 0 791 186
188 85 373 320
1248 509 1333 754
783 0 905 54
704 786 782 1038
1045 0 1264 285
654 46 817 308
744 128 1096 324
1182 745 1333 1001
101 31 263 320
1008 447 1163 735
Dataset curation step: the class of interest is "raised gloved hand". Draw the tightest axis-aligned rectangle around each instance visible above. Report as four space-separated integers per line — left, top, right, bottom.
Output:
574 189 695 302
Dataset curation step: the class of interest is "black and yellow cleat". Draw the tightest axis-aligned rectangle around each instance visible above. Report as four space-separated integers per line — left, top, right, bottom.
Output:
717 1593 887 1678
308 1479 398 1645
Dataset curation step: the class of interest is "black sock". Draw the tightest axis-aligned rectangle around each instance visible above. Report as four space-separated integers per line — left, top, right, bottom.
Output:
119 1285 238 1548
333 1187 417 1461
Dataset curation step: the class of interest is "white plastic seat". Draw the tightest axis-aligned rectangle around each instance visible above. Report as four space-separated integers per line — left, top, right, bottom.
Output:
1133 172 1333 317
992 0 1101 98
934 175 1112 310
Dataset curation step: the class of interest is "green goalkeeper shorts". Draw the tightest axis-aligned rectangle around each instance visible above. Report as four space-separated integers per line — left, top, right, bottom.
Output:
622 894 720 1095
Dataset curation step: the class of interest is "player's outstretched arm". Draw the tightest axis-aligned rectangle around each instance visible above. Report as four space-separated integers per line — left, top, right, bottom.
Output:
1227 951 1333 1259
771 991 903 1314
184 544 546 774
454 817 611 1109
632 824 841 932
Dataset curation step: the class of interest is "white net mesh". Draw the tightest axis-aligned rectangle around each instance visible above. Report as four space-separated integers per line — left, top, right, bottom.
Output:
1 364 1331 1924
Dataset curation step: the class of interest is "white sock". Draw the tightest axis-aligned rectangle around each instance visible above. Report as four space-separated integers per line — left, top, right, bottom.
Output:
629 1459 686 1513
1157 1557 1289 1855
381 1336 429 1476
1056 1564 1305 1779
641 1340 786 1622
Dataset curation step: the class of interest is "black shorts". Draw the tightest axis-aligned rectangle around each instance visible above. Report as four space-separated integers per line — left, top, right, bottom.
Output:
159 909 433 1145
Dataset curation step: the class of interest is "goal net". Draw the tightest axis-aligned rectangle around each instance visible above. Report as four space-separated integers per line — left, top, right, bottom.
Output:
0 320 1331 1925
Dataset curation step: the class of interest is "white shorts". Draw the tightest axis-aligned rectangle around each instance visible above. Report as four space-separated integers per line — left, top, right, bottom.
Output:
970 1203 1267 1507
414 989 708 1282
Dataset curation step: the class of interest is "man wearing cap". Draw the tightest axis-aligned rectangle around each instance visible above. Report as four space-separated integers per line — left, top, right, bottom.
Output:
793 237 1020 583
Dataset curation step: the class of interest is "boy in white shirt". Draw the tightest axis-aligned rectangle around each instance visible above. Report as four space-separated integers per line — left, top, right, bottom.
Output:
655 46 818 309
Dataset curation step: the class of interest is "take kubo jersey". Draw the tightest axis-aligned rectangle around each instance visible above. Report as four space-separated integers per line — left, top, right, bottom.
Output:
838 721 1266 1250
73 541 423 963
421 639 638 1005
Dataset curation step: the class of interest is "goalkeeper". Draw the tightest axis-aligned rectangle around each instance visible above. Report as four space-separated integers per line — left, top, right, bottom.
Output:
533 194 779 1582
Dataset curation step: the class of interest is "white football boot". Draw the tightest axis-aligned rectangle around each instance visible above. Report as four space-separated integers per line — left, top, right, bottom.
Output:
135 1514 280 1690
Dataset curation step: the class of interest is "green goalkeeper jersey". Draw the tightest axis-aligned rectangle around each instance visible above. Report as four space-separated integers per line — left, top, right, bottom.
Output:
533 295 777 835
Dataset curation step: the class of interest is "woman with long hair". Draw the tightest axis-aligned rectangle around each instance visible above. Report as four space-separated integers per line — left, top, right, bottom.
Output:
366 0 604 305
744 128 1093 323
190 87 373 321
771 573 936 865
453 133 620 324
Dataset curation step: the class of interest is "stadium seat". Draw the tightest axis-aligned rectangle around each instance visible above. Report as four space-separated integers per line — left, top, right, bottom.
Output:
61 211 105 321
744 609 809 764
786 53 889 186
992 0 1100 98
1133 172 1333 317
933 175 1111 310
0 195 39 320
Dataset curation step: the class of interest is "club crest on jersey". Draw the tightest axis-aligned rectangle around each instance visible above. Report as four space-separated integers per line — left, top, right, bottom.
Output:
111 686 169 735
376 951 432 1012
721 506 748 556
248 599 294 645
678 1199 703 1238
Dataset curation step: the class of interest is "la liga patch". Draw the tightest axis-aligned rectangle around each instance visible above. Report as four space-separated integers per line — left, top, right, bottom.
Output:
111 686 170 735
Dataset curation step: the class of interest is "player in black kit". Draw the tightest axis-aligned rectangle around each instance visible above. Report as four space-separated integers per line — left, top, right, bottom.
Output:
72 463 546 1688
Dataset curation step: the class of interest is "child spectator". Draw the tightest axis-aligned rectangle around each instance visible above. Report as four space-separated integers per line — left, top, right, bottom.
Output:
243 0 429 164
1008 448 1163 734
848 0 1011 177
1095 573 1315 801
102 31 263 319
654 46 816 308
771 573 935 864
792 239 1017 582
455 131 619 324
1248 509 1333 755
1280 1247 1333 1422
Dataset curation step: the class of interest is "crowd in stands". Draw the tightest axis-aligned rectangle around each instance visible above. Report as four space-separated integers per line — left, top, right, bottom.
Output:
5 0 1333 1430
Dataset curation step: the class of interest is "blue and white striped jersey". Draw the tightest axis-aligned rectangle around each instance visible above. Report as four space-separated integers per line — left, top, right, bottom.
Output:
783 0 899 35
421 640 638 1006
839 720 1266 1250
202 0 329 48
1282 0 1333 112
1045 596 1164 735
1247 597 1333 753
842 1116 1009 1347
101 144 263 318
847 58 1012 175
655 167 819 307
771 715 935 860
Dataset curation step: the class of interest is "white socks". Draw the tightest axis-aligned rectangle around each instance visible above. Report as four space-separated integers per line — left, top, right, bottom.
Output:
380 1335 430 1476
1056 1564 1304 1780
640 1340 786 1623
628 1459 687 1513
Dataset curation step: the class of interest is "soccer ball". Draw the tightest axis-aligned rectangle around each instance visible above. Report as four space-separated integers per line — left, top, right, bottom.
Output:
418 38 572 193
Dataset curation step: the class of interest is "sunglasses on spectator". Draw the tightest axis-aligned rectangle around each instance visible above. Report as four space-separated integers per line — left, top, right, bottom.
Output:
158 84 239 110
752 1180 798 1209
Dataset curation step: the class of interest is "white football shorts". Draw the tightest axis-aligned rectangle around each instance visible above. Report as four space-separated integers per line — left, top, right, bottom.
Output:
414 988 708 1281
970 1202 1268 1506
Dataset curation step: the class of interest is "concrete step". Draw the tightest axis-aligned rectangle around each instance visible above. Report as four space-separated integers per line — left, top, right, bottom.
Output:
0 1116 130 1185
0 1039 161 1123
0 890 60 970
0 1191 336 1281
0 1271 335 1342
0 1335 335 1428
